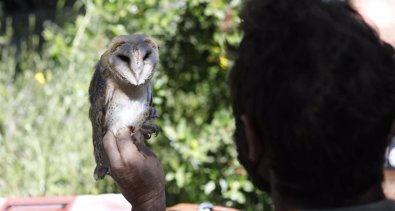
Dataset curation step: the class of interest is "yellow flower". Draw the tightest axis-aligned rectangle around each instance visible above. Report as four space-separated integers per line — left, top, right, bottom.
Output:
91 187 98 195
35 72 46 85
219 56 229 69
212 46 221 54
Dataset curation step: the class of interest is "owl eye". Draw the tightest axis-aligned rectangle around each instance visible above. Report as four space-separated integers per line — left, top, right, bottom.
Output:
117 54 130 63
143 51 151 61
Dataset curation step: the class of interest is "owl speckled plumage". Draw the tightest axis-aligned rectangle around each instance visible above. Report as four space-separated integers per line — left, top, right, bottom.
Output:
89 34 159 180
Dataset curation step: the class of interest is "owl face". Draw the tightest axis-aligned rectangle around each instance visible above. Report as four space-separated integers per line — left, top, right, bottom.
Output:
106 34 159 86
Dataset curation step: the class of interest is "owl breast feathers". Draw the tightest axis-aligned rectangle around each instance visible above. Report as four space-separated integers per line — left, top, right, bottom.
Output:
88 34 159 180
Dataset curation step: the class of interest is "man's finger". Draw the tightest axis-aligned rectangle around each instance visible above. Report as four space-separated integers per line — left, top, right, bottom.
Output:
135 141 156 158
103 131 121 164
116 128 140 160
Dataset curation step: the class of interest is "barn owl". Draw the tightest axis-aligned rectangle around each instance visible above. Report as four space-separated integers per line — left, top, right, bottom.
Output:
88 34 159 180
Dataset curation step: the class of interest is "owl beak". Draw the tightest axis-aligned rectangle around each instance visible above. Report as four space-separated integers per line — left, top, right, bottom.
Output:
130 56 145 85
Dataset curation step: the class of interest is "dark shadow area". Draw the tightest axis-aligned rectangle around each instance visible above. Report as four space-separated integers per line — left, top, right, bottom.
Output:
0 0 79 45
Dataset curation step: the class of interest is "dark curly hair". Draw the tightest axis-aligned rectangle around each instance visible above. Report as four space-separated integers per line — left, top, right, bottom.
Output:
230 0 395 207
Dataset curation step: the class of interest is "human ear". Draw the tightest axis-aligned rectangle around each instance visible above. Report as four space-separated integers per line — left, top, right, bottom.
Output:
240 115 263 162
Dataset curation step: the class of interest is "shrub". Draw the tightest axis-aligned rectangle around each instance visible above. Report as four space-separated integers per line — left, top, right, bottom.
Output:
0 0 272 210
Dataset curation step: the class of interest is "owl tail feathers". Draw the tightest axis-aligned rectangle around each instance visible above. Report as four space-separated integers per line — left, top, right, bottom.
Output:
94 165 109 180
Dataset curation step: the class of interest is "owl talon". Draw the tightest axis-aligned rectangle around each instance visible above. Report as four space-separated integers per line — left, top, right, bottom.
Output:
143 133 151 139
140 123 160 140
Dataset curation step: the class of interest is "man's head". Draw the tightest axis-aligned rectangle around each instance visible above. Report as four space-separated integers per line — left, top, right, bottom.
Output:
230 0 395 208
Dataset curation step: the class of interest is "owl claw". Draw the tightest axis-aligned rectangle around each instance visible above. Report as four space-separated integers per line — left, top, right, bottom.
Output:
140 123 159 140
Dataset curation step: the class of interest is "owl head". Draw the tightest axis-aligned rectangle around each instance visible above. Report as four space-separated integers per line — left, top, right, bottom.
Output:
101 34 159 86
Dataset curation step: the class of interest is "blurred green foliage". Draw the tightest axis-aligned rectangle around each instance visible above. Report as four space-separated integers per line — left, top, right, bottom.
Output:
0 0 272 210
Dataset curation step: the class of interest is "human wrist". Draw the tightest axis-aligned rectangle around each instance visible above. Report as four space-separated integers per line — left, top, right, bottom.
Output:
131 189 166 211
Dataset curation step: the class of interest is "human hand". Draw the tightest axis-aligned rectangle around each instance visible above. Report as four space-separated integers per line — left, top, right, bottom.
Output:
103 128 166 211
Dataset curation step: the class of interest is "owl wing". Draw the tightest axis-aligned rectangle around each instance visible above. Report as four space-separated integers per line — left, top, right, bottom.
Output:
88 64 110 180
146 81 158 120
147 81 153 107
